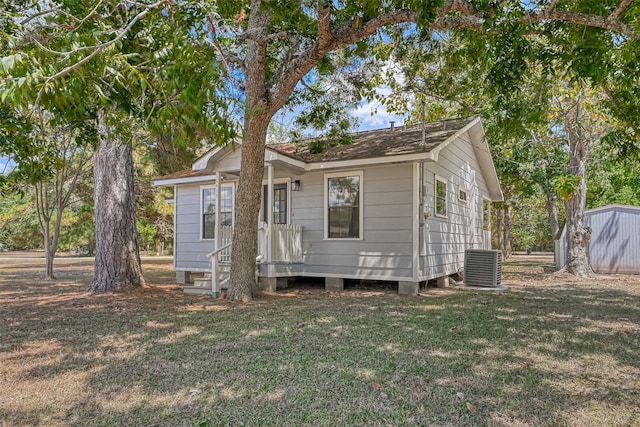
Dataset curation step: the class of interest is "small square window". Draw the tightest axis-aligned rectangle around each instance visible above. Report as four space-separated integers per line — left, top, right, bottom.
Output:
459 187 468 202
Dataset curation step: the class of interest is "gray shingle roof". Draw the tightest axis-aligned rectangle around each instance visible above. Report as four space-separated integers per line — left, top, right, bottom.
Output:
268 117 475 163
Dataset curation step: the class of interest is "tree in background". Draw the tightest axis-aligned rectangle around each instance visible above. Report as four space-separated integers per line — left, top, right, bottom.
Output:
1 102 94 277
553 83 610 276
32 115 92 279
0 193 41 250
2 0 231 291
587 143 640 208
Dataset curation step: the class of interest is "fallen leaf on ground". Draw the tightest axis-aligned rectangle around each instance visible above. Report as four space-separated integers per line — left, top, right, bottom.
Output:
466 402 478 412
371 382 381 389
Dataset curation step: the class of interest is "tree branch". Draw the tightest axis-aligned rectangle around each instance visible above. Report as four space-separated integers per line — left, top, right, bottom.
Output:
269 9 419 113
20 7 61 25
438 0 479 17
34 0 167 107
317 5 333 50
431 16 484 31
264 1 639 115
207 14 235 75
528 8 637 39
608 0 633 22
547 0 561 13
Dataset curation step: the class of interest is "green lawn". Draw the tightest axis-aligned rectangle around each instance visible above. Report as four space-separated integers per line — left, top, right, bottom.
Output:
0 255 638 426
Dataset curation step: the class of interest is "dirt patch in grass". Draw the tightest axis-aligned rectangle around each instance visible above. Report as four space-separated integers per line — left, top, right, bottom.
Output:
1 254 639 426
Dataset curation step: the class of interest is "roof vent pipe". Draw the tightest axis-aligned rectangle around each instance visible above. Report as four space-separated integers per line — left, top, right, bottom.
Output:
389 121 395 131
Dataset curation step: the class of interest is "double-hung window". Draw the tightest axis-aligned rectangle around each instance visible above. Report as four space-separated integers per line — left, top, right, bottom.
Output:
325 171 363 239
202 184 234 239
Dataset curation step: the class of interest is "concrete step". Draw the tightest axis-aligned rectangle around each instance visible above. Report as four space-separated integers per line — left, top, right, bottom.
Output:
183 286 214 295
191 276 230 290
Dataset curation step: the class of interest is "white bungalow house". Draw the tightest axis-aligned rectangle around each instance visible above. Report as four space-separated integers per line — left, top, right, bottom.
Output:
154 116 503 295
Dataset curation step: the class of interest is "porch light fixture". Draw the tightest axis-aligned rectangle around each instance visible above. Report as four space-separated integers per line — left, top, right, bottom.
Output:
292 180 301 191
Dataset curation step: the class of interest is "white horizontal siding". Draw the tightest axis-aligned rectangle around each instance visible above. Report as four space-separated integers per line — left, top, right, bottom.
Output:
419 132 492 280
174 184 215 271
291 164 413 279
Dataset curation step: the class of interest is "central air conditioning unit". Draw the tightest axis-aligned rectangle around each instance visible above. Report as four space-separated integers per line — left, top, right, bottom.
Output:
464 249 502 287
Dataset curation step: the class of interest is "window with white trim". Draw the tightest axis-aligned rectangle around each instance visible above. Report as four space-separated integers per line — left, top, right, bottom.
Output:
459 187 468 203
202 184 234 239
325 171 363 239
435 176 447 217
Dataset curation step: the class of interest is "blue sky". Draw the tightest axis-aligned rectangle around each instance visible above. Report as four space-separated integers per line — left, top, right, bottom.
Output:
0 157 13 175
350 98 405 131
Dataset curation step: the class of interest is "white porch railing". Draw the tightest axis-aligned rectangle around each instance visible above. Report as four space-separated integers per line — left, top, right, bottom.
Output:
217 226 233 263
258 222 303 262
205 225 233 297
207 223 302 298
207 241 231 298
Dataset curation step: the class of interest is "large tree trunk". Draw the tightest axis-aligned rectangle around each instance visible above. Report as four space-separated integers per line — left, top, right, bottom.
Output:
88 111 145 292
564 133 594 277
227 114 270 302
226 5 273 302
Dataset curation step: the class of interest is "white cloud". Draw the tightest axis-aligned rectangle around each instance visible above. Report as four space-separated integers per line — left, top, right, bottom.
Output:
351 99 405 131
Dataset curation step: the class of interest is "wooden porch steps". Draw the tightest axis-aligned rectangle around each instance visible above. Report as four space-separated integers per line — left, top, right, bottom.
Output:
183 264 230 295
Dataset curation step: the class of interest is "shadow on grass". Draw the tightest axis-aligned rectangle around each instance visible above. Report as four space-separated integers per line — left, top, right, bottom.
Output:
1 258 639 426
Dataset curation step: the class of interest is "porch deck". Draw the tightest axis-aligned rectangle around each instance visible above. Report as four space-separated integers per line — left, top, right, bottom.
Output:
184 223 303 296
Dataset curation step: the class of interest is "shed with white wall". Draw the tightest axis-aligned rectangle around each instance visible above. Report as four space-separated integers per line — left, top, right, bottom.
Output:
555 204 640 274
